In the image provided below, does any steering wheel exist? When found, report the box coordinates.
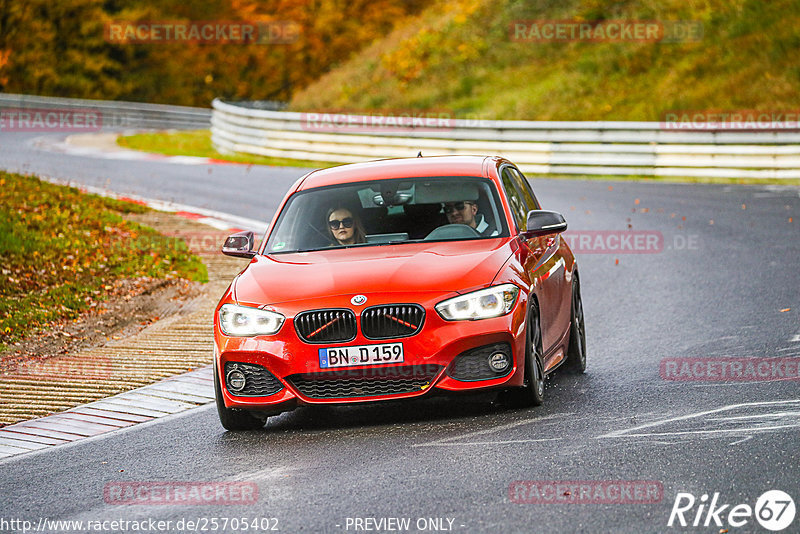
[424,224,481,240]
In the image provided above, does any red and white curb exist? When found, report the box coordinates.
[0,366,215,460]
[47,178,268,234]
[32,132,242,166]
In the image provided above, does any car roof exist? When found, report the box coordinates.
[297,155,500,190]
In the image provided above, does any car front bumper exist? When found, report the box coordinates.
[214,293,529,412]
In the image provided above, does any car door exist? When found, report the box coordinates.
[512,167,572,354]
[501,166,566,363]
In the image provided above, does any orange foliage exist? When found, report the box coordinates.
[0,0,426,106]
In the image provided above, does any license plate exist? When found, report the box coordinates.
[319,343,404,369]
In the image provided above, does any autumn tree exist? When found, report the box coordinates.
[0,0,426,106]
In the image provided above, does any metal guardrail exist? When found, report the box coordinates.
[0,93,211,130]
[211,99,800,178]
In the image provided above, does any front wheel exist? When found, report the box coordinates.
[214,366,266,431]
[500,303,545,407]
[563,277,587,374]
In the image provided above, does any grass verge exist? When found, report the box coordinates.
[117,130,343,168]
[290,0,800,122]
[0,171,208,350]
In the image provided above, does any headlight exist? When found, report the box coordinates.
[435,284,520,321]
[219,303,285,336]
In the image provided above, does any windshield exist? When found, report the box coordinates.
[265,176,509,254]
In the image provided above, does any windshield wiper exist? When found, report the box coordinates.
[388,238,425,244]
[271,247,325,254]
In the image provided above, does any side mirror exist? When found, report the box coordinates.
[523,210,568,237]
[221,230,256,258]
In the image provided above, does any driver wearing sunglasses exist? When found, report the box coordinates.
[442,199,497,236]
[326,206,366,245]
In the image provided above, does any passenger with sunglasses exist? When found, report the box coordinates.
[442,199,497,237]
[326,206,366,245]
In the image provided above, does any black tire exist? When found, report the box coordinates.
[500,302,545,407]
[564,277,587,374]
[214,366,266,431]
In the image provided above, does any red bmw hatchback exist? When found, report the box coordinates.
[214,156,586,430]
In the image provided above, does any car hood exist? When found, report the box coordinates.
[233,240,514,306]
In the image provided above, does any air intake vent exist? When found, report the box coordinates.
[295,309,357,343]
[361,304,425,339]
[224,362,283,397]
[287,365,442,399]
[446,343,513,381]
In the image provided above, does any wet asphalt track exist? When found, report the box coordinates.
[1,129,799,533]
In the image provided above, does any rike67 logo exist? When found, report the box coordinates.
[668,490,796,531]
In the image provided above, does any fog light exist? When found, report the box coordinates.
[447,343,513,381]
[227,369,247,392]
[488,352,510,372]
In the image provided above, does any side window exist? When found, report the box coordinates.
[510,168,541,210]
[501,168,528,230]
